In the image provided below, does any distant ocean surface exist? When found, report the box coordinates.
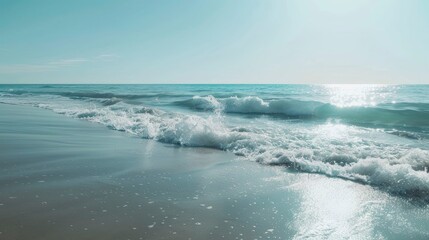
[1,84,428,201]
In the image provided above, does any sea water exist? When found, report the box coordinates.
[1,84,428,202]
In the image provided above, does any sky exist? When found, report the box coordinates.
[0,0,428,84]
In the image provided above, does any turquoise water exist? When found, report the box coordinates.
[1,84,428,202]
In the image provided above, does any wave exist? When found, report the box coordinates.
[1,92,429,202]
[3,89,185,101]
[59,91,189,101]
[178,95,429,127]
[178,95,324,117]
[49,104,429,202]
[386,129,422,140]
[315,104,429,127]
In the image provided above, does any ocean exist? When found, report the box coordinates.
[1,84,428,203]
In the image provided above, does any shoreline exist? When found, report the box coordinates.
[1,103,428,239]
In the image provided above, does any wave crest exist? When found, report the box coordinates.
[56,105,429,201]
[179,95,322,117]
[1,91,429,202]
[180,95,429,127]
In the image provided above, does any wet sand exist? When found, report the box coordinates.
[1,104,428,240]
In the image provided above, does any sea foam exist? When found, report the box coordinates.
[57,102,429,200]
[1,90,429,201]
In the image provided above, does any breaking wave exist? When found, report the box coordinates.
[178,95,429,127]
[30,102,429,201]
[1,89,429,202]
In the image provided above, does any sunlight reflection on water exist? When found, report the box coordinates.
[292,176,384,239]
[324,84,395,108]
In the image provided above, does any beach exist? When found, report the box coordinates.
[2,0,429,238]
[1,103,428,239]
[1,0,429,238]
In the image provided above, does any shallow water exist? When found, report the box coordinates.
[1,84,428,202]
[1,104,428,240]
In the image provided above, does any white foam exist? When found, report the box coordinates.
[1,93,429,200]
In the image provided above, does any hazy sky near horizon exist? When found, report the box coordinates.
[0,0,428,84]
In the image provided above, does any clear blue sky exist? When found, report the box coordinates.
[0,0,428,84]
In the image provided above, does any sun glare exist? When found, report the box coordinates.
[325,84,390,108]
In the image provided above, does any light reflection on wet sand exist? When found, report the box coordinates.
[1,104,428,240]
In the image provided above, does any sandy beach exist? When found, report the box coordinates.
[1,103,428,240]
[2,0,429,238]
